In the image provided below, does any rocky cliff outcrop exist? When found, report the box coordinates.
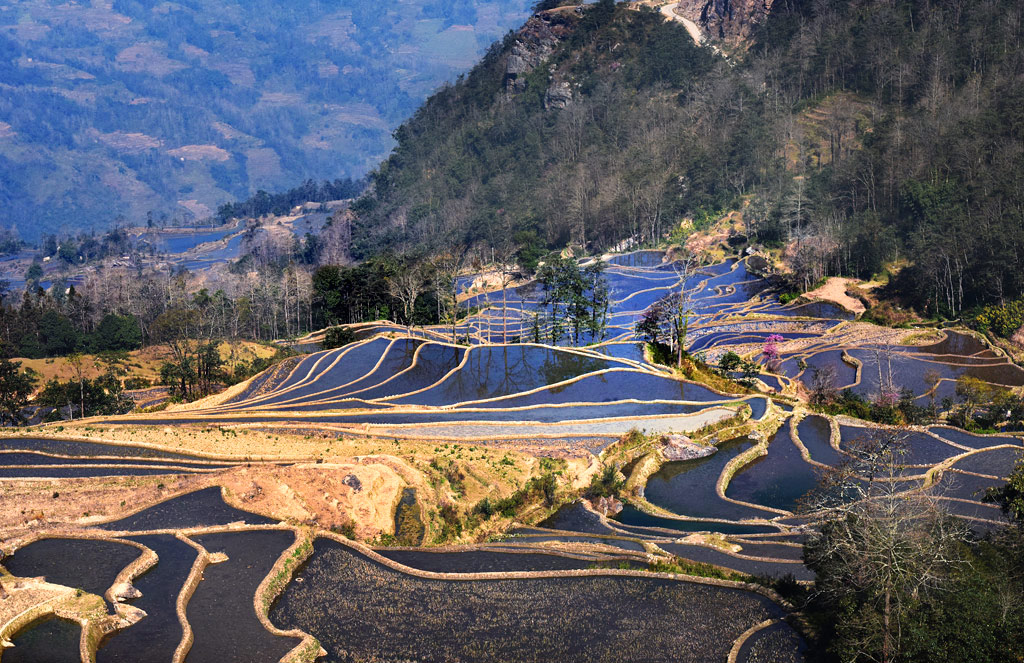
[660,434,717,461]
[674,0,773,44]
[504,10,577,94]
[544,80,575,109]
[589,495,623,516]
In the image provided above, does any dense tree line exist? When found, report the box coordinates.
[0,245,462,365]
[347,0,1024,319]
[311,256,454,329]
[216,179,365,223]
[0,262,321,359]
[35,371,134,420]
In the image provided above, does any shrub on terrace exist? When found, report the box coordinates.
[323,326,357,349]
[973,299,1024,338]
[585,463,624,499]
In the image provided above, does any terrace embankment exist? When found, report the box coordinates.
[0,426,593,545]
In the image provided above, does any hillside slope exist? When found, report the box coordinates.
[0,0,532,239]
[350,0,1024,317]
[351,2,722,257]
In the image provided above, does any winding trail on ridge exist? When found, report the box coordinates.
[659,2,704,45]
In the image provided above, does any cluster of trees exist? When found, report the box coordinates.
[149,308,229,401]
[312,257,444,330]
[1,287,143,359]
[215,179,364,223]
[810,380,935,427]
[36,228,136,267]
[344,0,1024,319]
[0,262,325,358]
[809,366,1024,431]
[0,347,137,424]
[806,429,1024,661]
[0,354,36,426]
[972,298,1024,339]
[35,370,134,420]
[472,469,560,519]
[633,261,697,366]
[310,245,553,343]
[313,258,407,328]
[716,351,761,387]
[0,229,23,256]
[946,376,1024,432]
[535,257,609,345]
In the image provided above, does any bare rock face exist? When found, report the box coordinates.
[675,0,774,44]
[661,435,717,462]
[240,481,263,502]
[503,12,575,93]
[544,80,574,109]
[590,495,623,516]
[745,252,771,275]
[111,582,142,602]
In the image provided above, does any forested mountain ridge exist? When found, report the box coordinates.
[0,0,532,240]
[350,0,1024,318]
[351,2,722,260]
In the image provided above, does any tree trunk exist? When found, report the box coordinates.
[883,587,893,663]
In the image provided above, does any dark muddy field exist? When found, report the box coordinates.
[270,539,787,663]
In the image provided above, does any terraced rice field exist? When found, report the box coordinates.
[0,489,803,662]
[3,251,1024,662]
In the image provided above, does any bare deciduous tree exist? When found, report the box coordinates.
[387,263,426,333]
[656,255,695,367]
[805,429,967,663]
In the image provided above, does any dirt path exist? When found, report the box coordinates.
[803,277,866,315]
[659,2,704,46]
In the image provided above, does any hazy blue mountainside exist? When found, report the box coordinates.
[0,0,532,240]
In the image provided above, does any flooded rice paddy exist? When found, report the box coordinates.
[185,531,299,662]
[646,437,779,521]
[3,615,81,663]
[97,535,198,662]
[93,255,1023,449]
[725,422,822,512]
[4,253,1024,662]
[377,549,597,573]
[98,487,277,531]
[4,538,141,611]
[736,621,808,663]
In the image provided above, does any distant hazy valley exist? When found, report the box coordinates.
[0,0,532,239]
